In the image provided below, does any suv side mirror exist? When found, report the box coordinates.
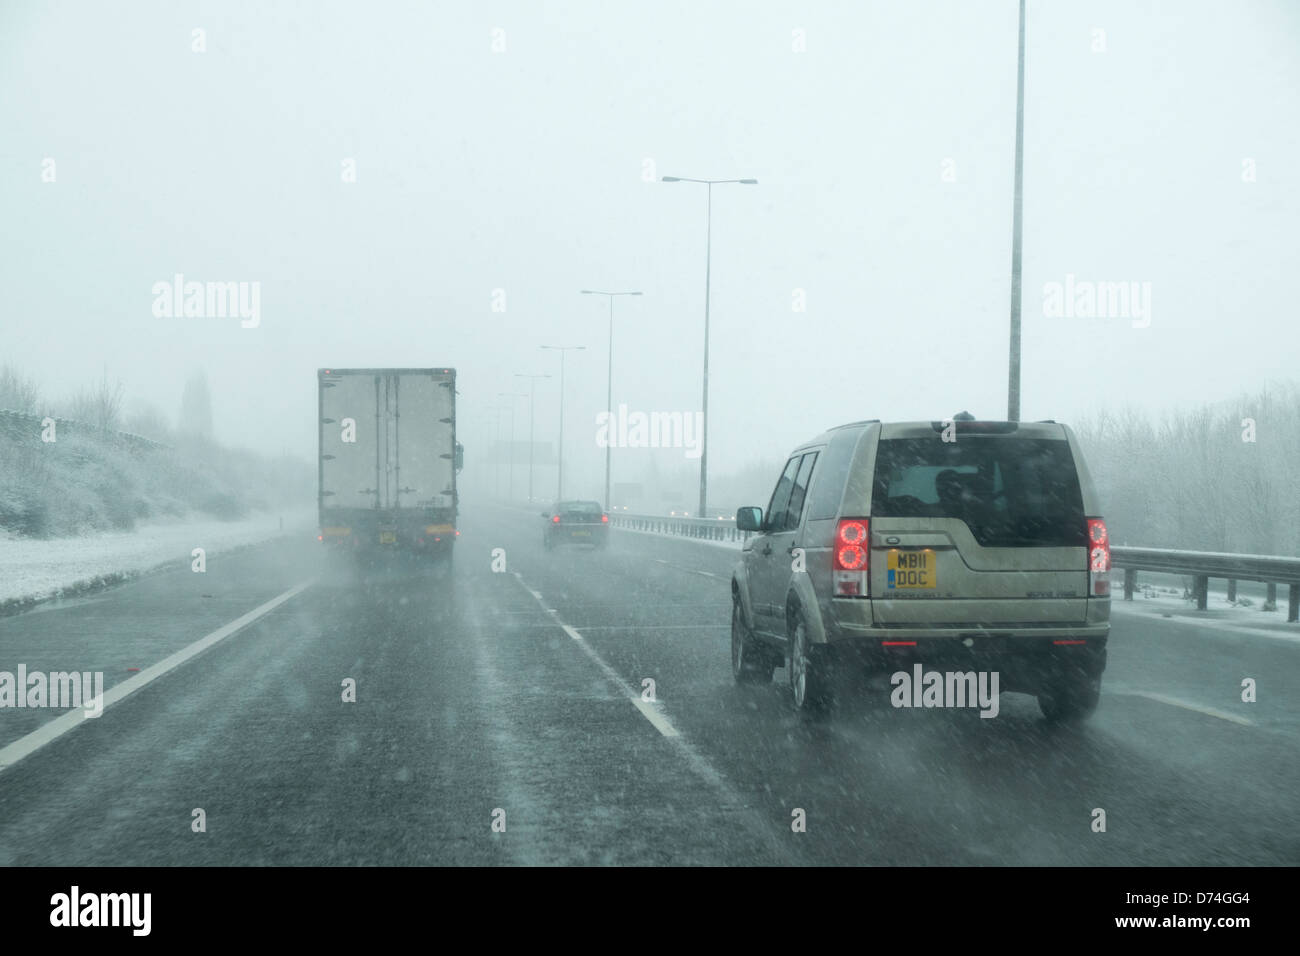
[736,506,762,532]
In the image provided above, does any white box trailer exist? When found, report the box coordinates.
[318,368,461,558]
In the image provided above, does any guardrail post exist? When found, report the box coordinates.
[1289,585,1299,624]
[1266,582,1277,610]
[1226,579,1237,603]
[1194,575,1208,611]
[1123,568,1136,601]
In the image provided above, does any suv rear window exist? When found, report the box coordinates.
[871,437,1086,547]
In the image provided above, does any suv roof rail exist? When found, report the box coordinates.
[830,419,879,430]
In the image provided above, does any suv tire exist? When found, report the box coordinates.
[732,597,774,685]
[1038,672,1101,723]
[789,607,834,716]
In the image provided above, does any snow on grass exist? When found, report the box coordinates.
[0,507,316,606]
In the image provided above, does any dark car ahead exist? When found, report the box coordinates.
[542,500,609,550]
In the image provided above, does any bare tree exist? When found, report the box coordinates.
[68,370,126,432]
[0,363,41,414]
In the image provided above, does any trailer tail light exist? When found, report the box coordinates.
[1087,517,1110,596]
[833,518,870,597]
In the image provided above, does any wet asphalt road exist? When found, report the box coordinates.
[0,504,1296,865]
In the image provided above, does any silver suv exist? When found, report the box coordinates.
[730,416,1111,721]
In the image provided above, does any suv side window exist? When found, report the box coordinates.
[765,456,802,531]
[784,452,818,531]
[806,428,863,520]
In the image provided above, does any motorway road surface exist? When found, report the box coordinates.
[0,505,1296,865]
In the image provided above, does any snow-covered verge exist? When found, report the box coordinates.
[0,507,316,611]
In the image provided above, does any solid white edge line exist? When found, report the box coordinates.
[1112,690,1255,726]
[0,580,315,774]
[513,573,680,738]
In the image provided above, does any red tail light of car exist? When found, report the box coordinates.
[1087,517,1110,596]
[833,518,870,597]
[552,515,560,524]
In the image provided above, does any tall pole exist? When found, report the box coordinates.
[606,295,613,508]
[539,346,584,501]
[581,289,641,510]
[515,372,550,504]
[498,391,526,501]
[700,183,712,518]
[558,350,566,500]
[661,175,755,518]
[1007,0,1026,422]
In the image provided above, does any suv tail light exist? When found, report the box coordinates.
[833,518,869,597]
[601,514,608,523]
[1087,517,1110,596]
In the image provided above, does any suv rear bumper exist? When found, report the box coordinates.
[824,625,1108,694]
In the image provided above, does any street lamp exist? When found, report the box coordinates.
[514,372,551,503]
[540,345,585,500]
[497,391,527,502]
[661,175,757,517]
[483,405,510,498]
[1007,0,1026,422]
[581,289,642,510]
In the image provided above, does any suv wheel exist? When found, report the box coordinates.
[731,597,774,685]
[789,609,833,715]
[1038,672,1101,723]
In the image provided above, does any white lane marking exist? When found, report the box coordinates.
[509,571,799,864]
[1110,602,1300,644]
[513,574,680,737]
[0,580,315,774]
[649,556,725,581]
[1112,690,1255,726]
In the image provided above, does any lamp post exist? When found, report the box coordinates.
[514,372,551,504]
[581,289,641,510]
[661,174,757,517]
[540,345,585,500]
[1007,0,1027,422]
[497,392,527,502]
[483,405,510,498]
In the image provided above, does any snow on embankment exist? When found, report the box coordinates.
[0,508,316,610]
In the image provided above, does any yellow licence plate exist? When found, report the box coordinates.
[887,549,936,589]
[380,531,397,544]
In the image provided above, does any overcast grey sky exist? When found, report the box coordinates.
[2,0,1297,495]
